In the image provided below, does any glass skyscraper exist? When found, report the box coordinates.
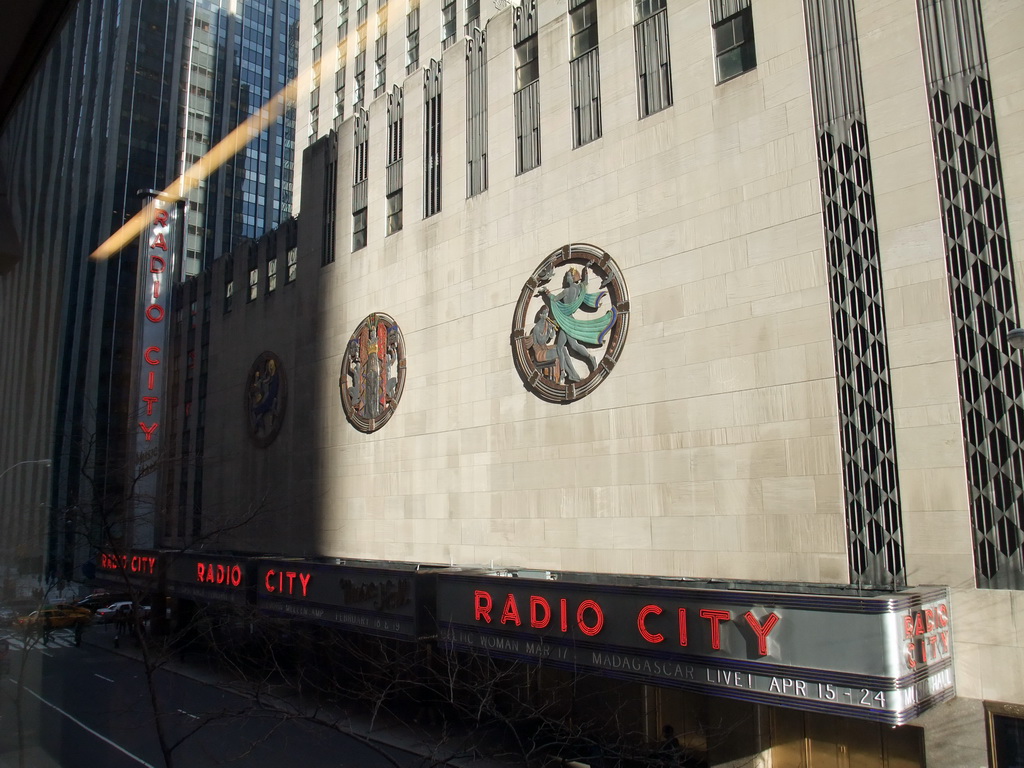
[0,0,298,584]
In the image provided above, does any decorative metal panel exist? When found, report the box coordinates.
[804,0,905,587]
[570,50,602,147]
[386,87,404,196]
[513,0,538,44]
[424,60,443,217]
[917,0,1024,589]
[339,313,407,433]
[466,27,488,198]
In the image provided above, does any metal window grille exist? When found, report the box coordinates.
[805,0,905,588]
[322,134,338,265]
[917,0,1024,589]
[634,5,672,118]
[424,60,442,217]
[387,87,404,235]
[569,0,601,146]
[353,110,370,250]
[466,28,487,197]
[514,0,540,174]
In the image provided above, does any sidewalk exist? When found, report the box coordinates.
[82,627,531,768]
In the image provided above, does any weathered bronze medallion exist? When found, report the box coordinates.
[511,244,629,403]
[245,351,286,447]
[339,313,407,432]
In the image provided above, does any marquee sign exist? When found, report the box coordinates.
[256,558,439,640]
[165,552,255,605]
[436,572,954,725]
[96,549,163,591]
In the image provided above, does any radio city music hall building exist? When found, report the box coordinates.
[111,0,1024,766]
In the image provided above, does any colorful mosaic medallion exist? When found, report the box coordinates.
[245,351,286,447]
[511,244,629,403]
[339,313,407,433]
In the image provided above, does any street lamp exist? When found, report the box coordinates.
[0,458,51,482]
[1008,328,1024,351]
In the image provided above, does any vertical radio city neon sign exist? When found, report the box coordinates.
[130,192,180,545]
[139,203,171,444]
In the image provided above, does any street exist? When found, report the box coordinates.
[0,628,434,767]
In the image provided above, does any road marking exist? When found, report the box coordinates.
[95,673,115,683]
[20,684,157,768]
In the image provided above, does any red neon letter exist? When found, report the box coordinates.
[637,604,664,643]
[196,563,206,582]
[699,609,731,650]
[474,590,492,623]
[678,608,688,646]
[146,304,164,323]
[265,569,276,593]
[151,232,168,251]
[138,422,159,441]
[150,255,166,273]
[142,396,158,415]
[501,594,522,626]
[153,208,169,226]
[576,600,604,637]
[744,611,780,657]
[560,599,568,632]
[530,596,551,628]
[144,346,161,365]
[299,572,311,596]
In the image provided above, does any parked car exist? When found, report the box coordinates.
[15,604,92,630]
[76,592,131,613]
[0,605,16,627]
[95,602,150,624]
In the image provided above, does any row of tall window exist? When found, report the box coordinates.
[319,0,757,251]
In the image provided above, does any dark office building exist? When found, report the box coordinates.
[0,0,298,588]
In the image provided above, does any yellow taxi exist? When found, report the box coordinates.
[15,604,92,630]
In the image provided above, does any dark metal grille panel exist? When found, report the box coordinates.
[918,0,1024,589]
[424,60,442,217]
[805,0,905,587]
[515,82,541,175]
[386,88,404,196]
[513,0,538,44]
[466,28,488,198]
[570,50,601,148]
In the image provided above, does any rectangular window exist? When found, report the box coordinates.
[267,257,278,293]
[224,274,234,313]
[286,247,298,283]
[386,191,403,235]
[634,0,672,117]
[356,0,367,25]
[248,267,258,301]
[989,705,1024,768]
[713,5,756,83]
[335,66,346,121]
[339,0,349,37]
[465,0,480,33]
[441,0,457,49]
[353,208,368,250]
[515,35,539,92]
[406,7,420,73]
[423,61,442,217]
[569,0,602,147]
[374,34,387,98]
[354,50,366,106]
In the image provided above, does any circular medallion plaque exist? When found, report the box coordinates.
[511,243,630,403]
[245,351,286,447]
[339,313,407,433]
